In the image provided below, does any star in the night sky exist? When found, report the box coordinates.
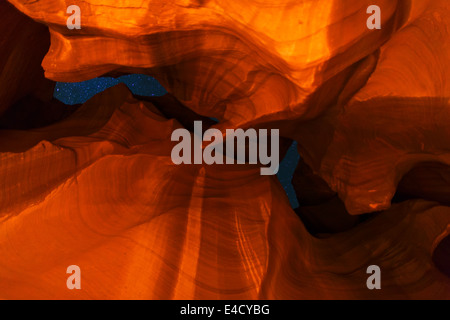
[53,74,167,105]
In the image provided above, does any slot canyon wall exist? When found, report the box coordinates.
[0,0,449,299]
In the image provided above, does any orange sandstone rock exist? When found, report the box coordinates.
[1,0,450,300]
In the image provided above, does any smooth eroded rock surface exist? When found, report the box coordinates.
[2,0,450,299]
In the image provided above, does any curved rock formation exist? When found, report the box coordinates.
[293,0,450,214]
[1,0,449,299]
[0,1,74,129]
[0,1,50,114]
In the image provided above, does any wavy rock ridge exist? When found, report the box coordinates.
[0,0,449,299]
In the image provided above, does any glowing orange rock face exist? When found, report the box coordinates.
[0,85,278,299]
[294,0,450,214]
[1,0,450,299]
